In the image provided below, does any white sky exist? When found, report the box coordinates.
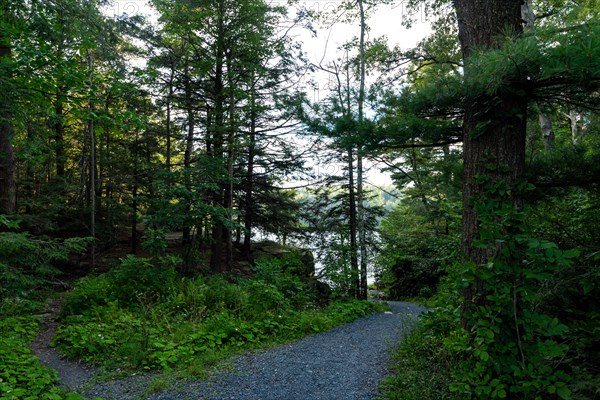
[104,0,432,187]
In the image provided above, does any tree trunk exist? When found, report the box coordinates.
[348,147,359,298]
[87,50,96,267]
[357,0,368,300]
[242,92,257,259]
[131,128,139,255]
[55,88,66,179]
[224,53,236,269]
[0,112,15,215]
[210,4,226,273]
[343,57,360,298]
[0,37,16,214]
[166,65,174,177]
[538,111,555,152]
[453,0,528,326]
[183,62,195,246]
[568,110,581,144]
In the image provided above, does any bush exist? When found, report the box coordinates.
[240,280,286,319]
[380,322,457,400]
[107,255,177,307]
[60,275,111,317]
[0,216,90,311]
[253,258,315,308]
[55,264,378,373]
[201,275,243,315]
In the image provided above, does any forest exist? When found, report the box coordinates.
[1,0,599,399]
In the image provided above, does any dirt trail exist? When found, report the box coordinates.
[30,296,98,391]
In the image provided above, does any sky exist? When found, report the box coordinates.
[103,0,433,187]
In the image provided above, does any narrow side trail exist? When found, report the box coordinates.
[83,301,424,400]
[30,296,98,391]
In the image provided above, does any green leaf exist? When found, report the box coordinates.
[557,386,571,399]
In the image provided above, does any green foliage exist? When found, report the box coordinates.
[380,321,458,400]
[54,258,377,373]
[0,217,91,315]
[253,257,314,308]
[61,255,179,315]
[0,317,85,400]
[524,188,600,400]
[446,177,577,399]
[383,174,599,400]
[106,255,178,307]
[378,200,460,299]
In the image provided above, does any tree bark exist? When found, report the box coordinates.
[88,50,96,267]
[538,111,555,152]
[210,4,227,273]
[55,88,66,179]
[242,91,257,259]
[568,110,581,144]
[0,36,16,214]
[183,60,195,246]
[348,147,359,298]
[0,111,15,215]
[453,0,528,326]
[357,0,368,300]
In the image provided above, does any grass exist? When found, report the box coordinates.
[378,321,458,400]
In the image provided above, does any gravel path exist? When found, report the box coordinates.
[30,297,98,391]
[82,301,424,400]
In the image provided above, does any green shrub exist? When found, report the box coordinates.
[202,275,243,315]
[60,275,111,317]
[165,277,208,322]
[107,255,177,307]
[240,280,286,319]
[56,253,378,374]
[54,302,158,370]
[438,177,577,400]
[0,216,90,310]
[380,320,458,400]
[253,258,314,308]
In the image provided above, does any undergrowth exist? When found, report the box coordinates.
[0,317,86,400]
[52,255,380,376]
[380,177,600,400]
[0,216,92,400]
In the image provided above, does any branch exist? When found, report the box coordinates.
[379,138,463,149]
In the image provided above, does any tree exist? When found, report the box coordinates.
[452,0,528,323]
[147,0,309,271]
[0,1,19,214]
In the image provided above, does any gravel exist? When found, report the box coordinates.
[81,301,424,400]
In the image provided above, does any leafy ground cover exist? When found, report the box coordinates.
[51,255,382,377]
[0,316,86,400]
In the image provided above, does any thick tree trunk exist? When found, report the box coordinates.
[453,0,528,326]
